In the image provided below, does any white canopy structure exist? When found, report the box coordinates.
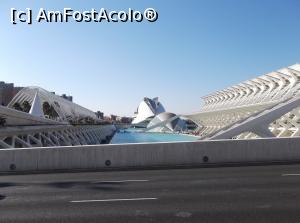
[8,87,97,123]
[186,63,300,139]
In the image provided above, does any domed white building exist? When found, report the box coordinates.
[132,97,165,127]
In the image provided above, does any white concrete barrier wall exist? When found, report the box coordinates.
[0,137,300,172]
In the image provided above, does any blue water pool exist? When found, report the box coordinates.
[110,129,199,144]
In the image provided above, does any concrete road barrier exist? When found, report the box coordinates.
[0,137,300,173]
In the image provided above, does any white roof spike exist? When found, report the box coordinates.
[29,91,44,118]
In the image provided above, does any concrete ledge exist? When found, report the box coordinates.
[1,137,300,173]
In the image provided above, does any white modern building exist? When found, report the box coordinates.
[0,86,116,148]
[132,97,165,127]
[146,112,187,133]
[185,63,300,140]
[132,97,188,133]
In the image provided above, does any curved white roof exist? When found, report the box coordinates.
[8,86,97,122]
[147,112,187,132]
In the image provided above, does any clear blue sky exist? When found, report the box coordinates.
[1,0,300,116]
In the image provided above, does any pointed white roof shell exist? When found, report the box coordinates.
[29,91,44,118]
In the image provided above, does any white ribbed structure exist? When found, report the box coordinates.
[8,87,97,122]
[0,87,116,148]
[0,105,116,149]
[0,124,116,149]
[186,63,300,139]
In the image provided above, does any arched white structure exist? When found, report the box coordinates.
[0,86,116,148]
[132,97,165,127]
[186,63,300,139]
[8,87,97,123]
